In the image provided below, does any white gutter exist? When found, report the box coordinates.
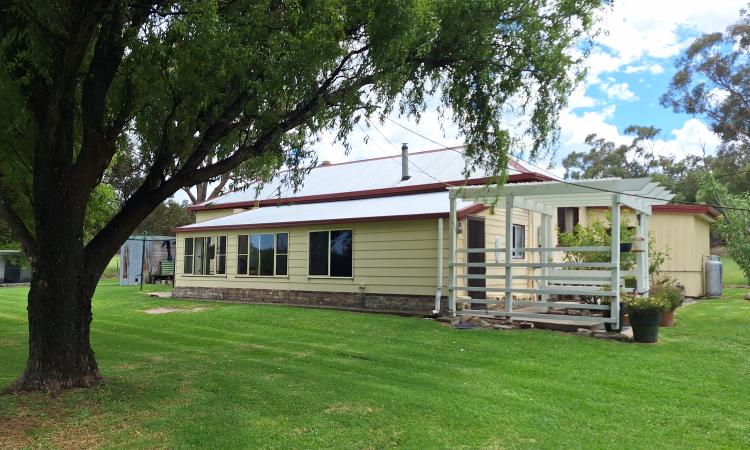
[433,217,443,315]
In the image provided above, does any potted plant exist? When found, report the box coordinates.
[622,295,670,343]
[651,283,684,327]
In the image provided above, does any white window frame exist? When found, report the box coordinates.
[183,235,227,276]
[512,224,526,259]
[307,229,354,279]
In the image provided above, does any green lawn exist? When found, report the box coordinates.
[723,257,748,286]
[1,283,749,449]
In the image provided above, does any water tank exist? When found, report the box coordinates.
[704,255,723,297]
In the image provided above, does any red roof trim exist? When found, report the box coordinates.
[177,201,492,233]
[189,172,552,211]
[457,204,489,219]
[175,212,451,233]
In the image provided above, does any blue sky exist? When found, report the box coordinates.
[312,0,746,176]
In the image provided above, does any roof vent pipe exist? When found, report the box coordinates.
[401,143,411,181]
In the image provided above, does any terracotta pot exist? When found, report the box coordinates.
[623,313,630,327]
[660,309,675,327]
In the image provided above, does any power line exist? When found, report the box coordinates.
[385,118,750,213]
[364,118,458,189]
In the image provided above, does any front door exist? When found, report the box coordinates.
[467,217,486,310]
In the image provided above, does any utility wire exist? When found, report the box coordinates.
[385,118,750,213]
[364,118,460,189]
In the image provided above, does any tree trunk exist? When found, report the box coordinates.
[11,260,102,393]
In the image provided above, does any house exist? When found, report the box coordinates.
[0,250,31,284]
[173,146,714,315]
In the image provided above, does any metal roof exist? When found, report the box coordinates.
[452,177,675,215]
[193,147,546,210]
[178,191,477,231]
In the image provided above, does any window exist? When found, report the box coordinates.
[512,224,526,259]
[183,236,226,275]
[557,207,580,234]
[237,233,288,276]
[309,230,353,277]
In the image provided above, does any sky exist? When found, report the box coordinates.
[311,0,745,177]
[177,1,746,201]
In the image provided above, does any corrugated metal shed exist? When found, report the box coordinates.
[0,250,31,283]
[119,235,177,285]
[193,147,544,209]
[177,192,476,231]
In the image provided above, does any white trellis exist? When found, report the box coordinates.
[447,178,674,328]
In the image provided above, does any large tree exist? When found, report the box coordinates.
[661,5,750,195]
[0,0,605,392]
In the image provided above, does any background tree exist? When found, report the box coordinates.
[698,174,750,284]
[0,0,606,392]
[661,6,750,195]
[134,200,194,236]
[562,125,709,201]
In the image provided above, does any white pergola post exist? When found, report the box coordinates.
[434,217,444,314]
[504,194,514,318]
[636,213,650,296]
[448,192,458,317]
[540,213,553,303]
[610,194,621,329]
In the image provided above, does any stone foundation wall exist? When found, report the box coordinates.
[172,286,443,315]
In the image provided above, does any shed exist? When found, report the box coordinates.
[0,250,31,284]
[119,235,177,285]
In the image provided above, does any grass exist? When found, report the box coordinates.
[723,257,748,286]
[1,282,749,449]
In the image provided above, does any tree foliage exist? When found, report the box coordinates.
[0,0,607,263]
[699,174,750,284]
[562,125,709,202]
[661,7,750,147]
[0,0,608,391]
[134,200,194,236]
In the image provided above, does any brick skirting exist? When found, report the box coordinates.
[172,286,443,315]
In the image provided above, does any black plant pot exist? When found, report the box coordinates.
[604,303,627,332]
[620,243,633,252]
[629,310,662,343]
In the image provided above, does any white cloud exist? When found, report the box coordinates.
[584,0,745,84]
[567,83,598,109]
[624,63,664,74]
[653,118,721,158]
[600,82,638,101]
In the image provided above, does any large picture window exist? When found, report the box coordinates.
[308,230,353,277]
[183,236,226,275]
[237,232,288,276]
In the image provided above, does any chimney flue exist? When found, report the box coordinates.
[401,143,410,181]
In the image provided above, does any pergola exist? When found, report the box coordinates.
[447,178,674,328]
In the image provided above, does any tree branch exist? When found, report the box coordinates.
[208,172,231,200]
[74,2,151,194]
[0,187,35,259]
[182,187,197,204]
